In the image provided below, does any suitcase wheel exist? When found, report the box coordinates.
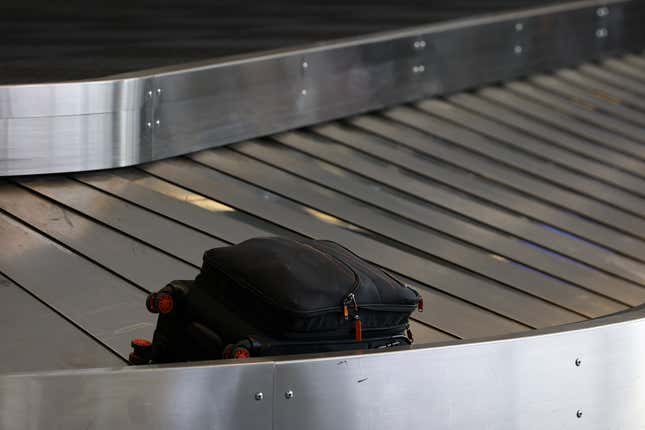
[129,338,153,364]
[223,342,251,359]
[146,292,174,314]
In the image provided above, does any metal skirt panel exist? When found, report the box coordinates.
[1,0,644,175]
[1,307,644,430]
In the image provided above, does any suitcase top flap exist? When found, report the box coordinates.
[200,237,420,314]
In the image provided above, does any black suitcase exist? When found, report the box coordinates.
[130,237,423,364]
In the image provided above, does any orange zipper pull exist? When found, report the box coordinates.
[354,316,363,342]
[343,304,349,320]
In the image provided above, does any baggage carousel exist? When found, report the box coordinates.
[2,1,645,429]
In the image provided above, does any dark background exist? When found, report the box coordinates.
[2,1,571,84]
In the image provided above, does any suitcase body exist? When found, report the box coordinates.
[131,237,422,364]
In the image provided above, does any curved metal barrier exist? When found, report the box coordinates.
[1,0,643,176]
[1,306,643,429]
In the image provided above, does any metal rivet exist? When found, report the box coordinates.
[597,7,609,17]
[155,119,160,126]
[255,392,263,401]
[596,28,608,38]
[146,121,152,128]
[576,410,583,418]
[156,88,162,95]
[285,390,294,399]
[514,45,523,55]
[302,61,308,69]
[147,90,153,97]
[515,22,524,32]
[575,358,581,367]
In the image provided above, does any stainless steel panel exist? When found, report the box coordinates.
[2,0,644,175]
[0,361,274,430]
[273,307,645,430]
[143,157,583,328]
[1,309,644,430]
[201,146,628,315]
[381,107,645,239]
[0,275,123,373]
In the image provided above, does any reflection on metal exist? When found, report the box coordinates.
[1,307,643,429]
[1,0,644,175]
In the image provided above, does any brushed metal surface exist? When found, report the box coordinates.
[1,308,643,430]
[0,361,274,430]
[273,307,645,430]
[1,0,643,175]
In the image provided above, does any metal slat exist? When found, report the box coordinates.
[19,176,226,267]
[408,320,455,344]
[556,68,645,112]
[479,86,645,161]
[196,147,623,316]
[578,64,645,97]
[603,58,645,84]
[235,144,645,306]
[380,109,645,239]
[448,92,645,182]
[76,170,298,243]
[419,99,645,206]
[392,275,525,339]
[143,157,583,328]
[506,81,645,144]
[624,54,645,71]
[0,182,199,292]
[0,211,153,359]
[75,169,490,338]
[320,119,645,262]
[529,74,645,127]
[284,126,645,285]
[239,137,645,297]
[0,274,123,373]
[478,85,645,161]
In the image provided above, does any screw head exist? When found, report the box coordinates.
[147,90,153,97]
[301,89,307,96]
[596,28,608,38]
[514,45,523,55]
[597,7,609,17]
[146,121,152,128]
[576,410,583,418]
[515,22,524,32]
[156,88,162,95]
[155,119,161,126]
[285,390,294,399]
[413,40,426,49]
[255,392,263,401]
[575,358,581,367]
[302,61,308,69]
